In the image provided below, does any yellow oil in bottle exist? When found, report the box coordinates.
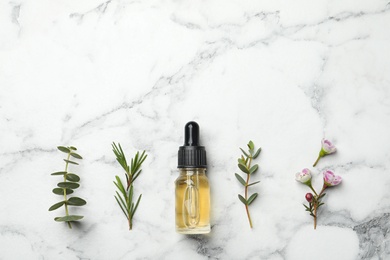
[176,121,210,234]
[175,168,210,234]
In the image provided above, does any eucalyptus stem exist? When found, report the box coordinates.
[64,153,72,229]
[245,156,253,228]
[235,141,261,229]
[49,146,85,229]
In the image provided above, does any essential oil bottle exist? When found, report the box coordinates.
[175,121,211,234]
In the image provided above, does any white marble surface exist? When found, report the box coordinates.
[1,0,390,259]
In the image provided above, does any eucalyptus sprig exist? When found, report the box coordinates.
[235,141,261,228]
[49,146,86,229]
[112,142,147,230]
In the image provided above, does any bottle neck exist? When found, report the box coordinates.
[179,168,206,176]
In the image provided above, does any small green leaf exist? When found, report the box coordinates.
[303,204,309,210]
[66,174,80,182]
[48,201,65,211]
[64,159,79,165]
[247,181,260,187]
[238,164,249,174]
[248,141,254,151]
[310,213,315,217]
[238,194,247,205]
[253,148,262,159]
[249,164,258,174]
[132,170,142,183]
[131,194,142,218]
[54,215,83,222]
[114,176,126,195]
[57,146,70,153]
[51,171,67,176]
[237,158,246,165]
[69,146,77,150]
[70,153,83,159]
[235,173,246,186]
[67,197,87,206]
[57,182,79,189]
[319,193,326,199]
[247,193,258,205]
[52,188,73,195]
[115,195,129,219]
[240,148,249,158]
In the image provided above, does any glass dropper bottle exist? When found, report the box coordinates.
[175,121,211,234]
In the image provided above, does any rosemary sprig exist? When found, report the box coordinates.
[235,141,261,228]
[112,142,147,230]
[49,146,86,229]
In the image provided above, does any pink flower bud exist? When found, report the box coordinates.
[295,168,312,185]
[305,193,313,202]
[323,170,342,187]
[321,139,336,155]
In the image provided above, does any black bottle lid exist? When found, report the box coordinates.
[178,121,207,168]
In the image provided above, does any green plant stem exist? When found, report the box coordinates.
[64,153,72,229]
[313,155,321,167]
[313,184,327,230]
[309,184,318,196]
[245,156,253,228]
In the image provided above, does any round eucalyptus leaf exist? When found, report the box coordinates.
[52,188,74,195]
[57,146,70,153]
[54,215,84,222]
[57,182,79,189]
[48,201,65,211]
[67,197,87,206]
[66,174,80,182]
[70,153,83,159]
[51,171,67,176]
[63,159,79,165]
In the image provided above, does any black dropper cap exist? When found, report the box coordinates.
[178,121,207,168]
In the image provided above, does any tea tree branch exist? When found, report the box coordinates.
[112,142,147,230]
[49,146,86,229]
[235,141,261,228]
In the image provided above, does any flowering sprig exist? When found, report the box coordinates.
[296,169,342,229]
[313,139,336,167]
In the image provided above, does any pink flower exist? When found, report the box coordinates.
[323,170,342,187]
[313,139,337,167]
[295,168,312,185]
[321,139,336,155]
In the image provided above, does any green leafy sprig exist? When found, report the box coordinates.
[235,141,261,228]
[49,146,86,229]
[112,142,147,230]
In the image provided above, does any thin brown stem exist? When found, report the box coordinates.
[313,204,317,229]
[313,184,327,230]
[245,156,253,228]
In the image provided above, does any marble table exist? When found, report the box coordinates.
[1,0,389,259]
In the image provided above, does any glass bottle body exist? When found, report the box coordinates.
[175,168,210,234]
